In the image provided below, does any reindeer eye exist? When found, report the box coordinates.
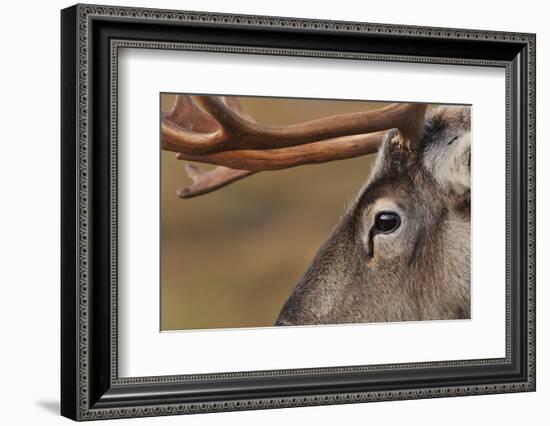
[374,212,401,233]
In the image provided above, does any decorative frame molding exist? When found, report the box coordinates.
[61,4,535,421]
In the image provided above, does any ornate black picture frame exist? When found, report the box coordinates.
[61,4,536,421]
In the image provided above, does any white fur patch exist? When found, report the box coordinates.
[423,131,471,195]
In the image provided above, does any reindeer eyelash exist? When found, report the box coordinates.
[447,136,459,145]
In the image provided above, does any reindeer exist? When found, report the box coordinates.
[161,96,471,325]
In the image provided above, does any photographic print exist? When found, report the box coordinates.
[160,95,471,331]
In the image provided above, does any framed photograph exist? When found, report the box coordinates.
[61,4,536,421]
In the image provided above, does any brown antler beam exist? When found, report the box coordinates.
[162,96,427,155]
[175,132,384,171]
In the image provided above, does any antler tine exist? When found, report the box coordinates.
[177,164,255,199]
[162,95,256,155]
[162,96,223,154]
[219,96,255,121]
[166,95,220,132]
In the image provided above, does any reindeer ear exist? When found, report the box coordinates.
[422,110,471,199]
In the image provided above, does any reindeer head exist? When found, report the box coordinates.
[276,106,471,325]
[162,97,471,326]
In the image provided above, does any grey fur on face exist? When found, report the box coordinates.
[276,105,471,326]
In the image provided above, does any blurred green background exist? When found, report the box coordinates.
[161,95,389,330]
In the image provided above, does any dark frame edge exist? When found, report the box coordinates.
[61,4,79,422]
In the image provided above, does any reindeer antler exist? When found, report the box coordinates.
[162,95,427,198]
[177,165,255,198]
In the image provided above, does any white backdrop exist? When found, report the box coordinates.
[0,0,547,425]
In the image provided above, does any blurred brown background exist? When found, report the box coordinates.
[161,95,390,330]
